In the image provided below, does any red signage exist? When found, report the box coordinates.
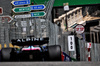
[0,16,13,23]
[75,24,85,34]
[0,7,3,15]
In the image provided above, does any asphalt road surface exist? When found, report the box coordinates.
[0,62,100,66]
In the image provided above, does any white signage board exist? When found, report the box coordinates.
[68,35,75,51]
[87,43,91,48]
[64,5,69,11]
[14,14,31,18]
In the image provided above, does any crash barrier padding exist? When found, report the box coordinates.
[0,43,20,50]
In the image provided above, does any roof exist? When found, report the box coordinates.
[33,0,100,7]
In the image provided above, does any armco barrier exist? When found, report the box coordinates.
[0,62,100,66]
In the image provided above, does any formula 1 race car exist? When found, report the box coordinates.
[1,37,61,61]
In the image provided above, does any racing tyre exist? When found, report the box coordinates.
[48,45,61,61]
[1,48,13,61]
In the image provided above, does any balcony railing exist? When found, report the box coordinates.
[54,7,85,31]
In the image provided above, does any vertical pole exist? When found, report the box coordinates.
[90,32,92,42]
[34,18,37,37]
[87,42,91,61]
[17,19,22,39]
[26,18,30,37]
[0,18,5,48]
[99,20,100,26]
[97,32,99,43]
[88,48,91,61]
[55,24,58,45]
[93,32,96,61]
[4,19,9,47]
[91,42,94,61]
[0,18,2,45]
[39,18,41,38]
[79,39,82,61]
[66,15,68,31]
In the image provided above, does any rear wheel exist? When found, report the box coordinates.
[48,45,61,61]
[1,48,13,61]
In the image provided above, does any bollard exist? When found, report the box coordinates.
[87,43,91,61]
[88,48,91,61]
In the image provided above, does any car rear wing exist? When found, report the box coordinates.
[11,37,49,46]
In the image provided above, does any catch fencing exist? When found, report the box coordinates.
[0,0,100,61]
[0,18,100,61]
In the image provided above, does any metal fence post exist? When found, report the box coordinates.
[26,18,30,37]
[17,19,22,39]
[4,19,9,47]
[0,18,5,47]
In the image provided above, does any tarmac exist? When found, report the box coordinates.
[0,62,100,66]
